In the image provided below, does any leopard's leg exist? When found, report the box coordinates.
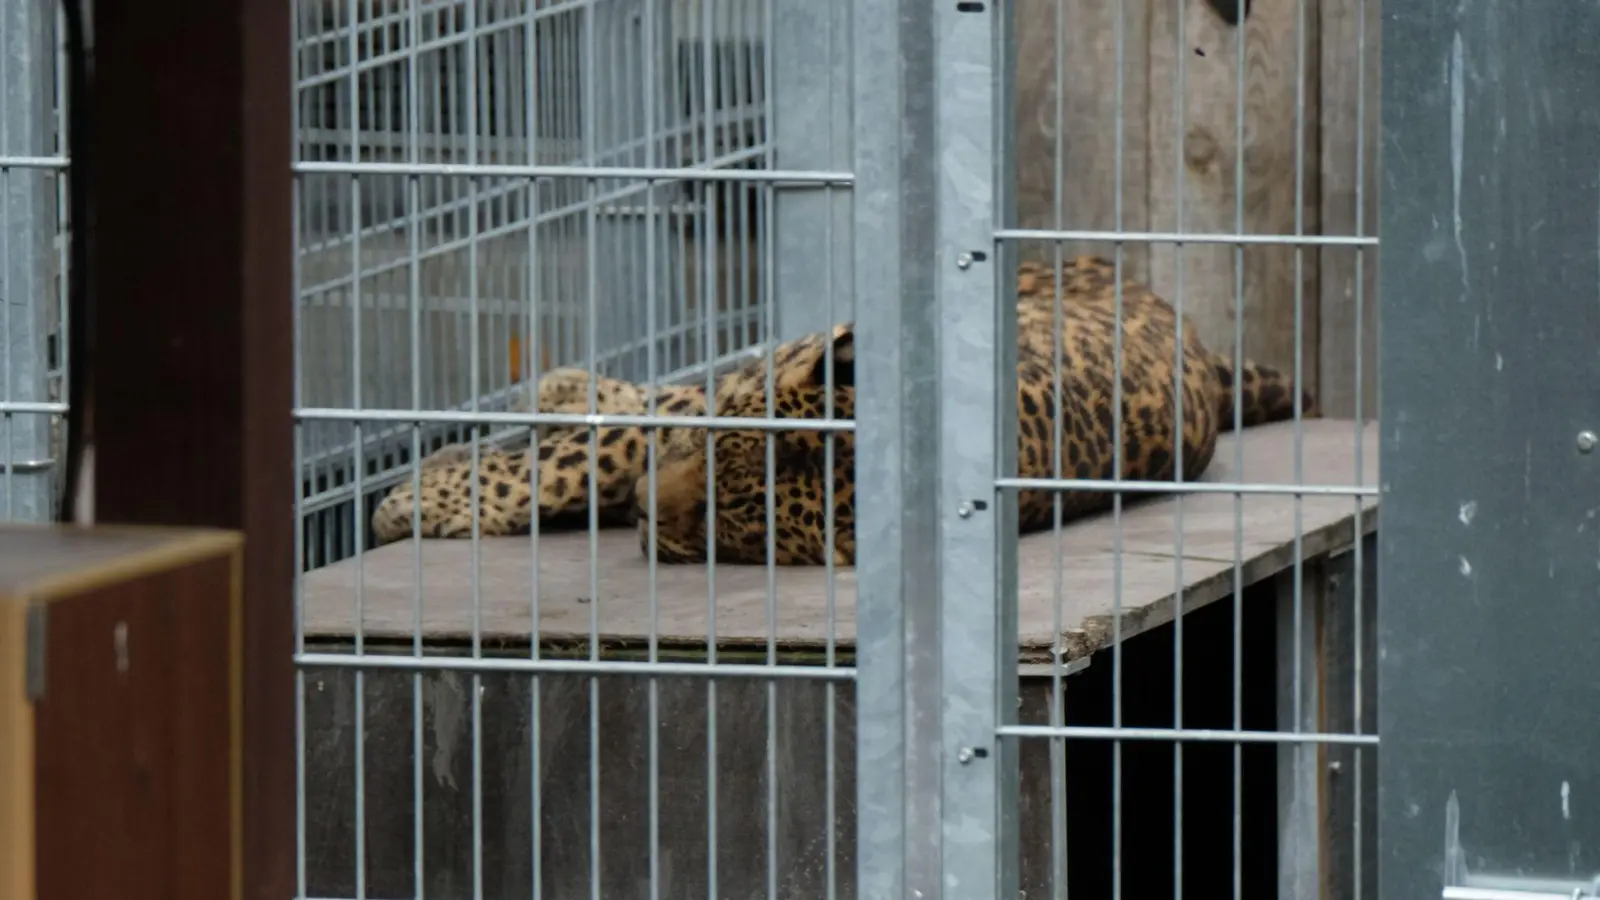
[539,381,712,526]
[370,430,647,543]
[372,369,646,542]
[371,371,707,542]
[371,448,536,542]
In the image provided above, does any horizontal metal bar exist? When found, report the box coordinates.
[293,0,606,60]
[0,458,55,473]
[296,0,594,90]
[295,652,856,682]
[995,476,1378,497]
[294,407,856,433]
[998,724,1380,746]
[293,349,788,515]
[297,143,776,294]
[1445,889,1594,900]
[0,401,68,415]
[1466,876,1600,893]
[294,160,854,185]
[994,227,1379,248]
[298,108,765,172]
[294,338,770,473]
[0,154,68,170]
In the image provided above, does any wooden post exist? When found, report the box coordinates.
[88,2,294,899]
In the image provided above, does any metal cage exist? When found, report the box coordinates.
[0,0,1434,897]
[293,0,780,570]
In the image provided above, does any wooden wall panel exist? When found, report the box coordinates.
[1012,0,1376,417]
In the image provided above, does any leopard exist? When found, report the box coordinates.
[369,255,1317,565]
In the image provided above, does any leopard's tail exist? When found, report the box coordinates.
[1211,354,1319,431]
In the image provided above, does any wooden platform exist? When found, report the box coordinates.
[301,419,1378,664]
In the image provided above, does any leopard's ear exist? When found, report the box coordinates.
[810,324,854,389]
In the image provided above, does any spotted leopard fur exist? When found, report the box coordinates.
[370,256,1317,565]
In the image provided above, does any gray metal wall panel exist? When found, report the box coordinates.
[1379,2,1600,896]
[0,0,61,522]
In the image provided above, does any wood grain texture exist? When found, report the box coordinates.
[1146,0,1321,385]
[298,581,1286,899]
[0,602,32,900]
[90,1,296,897]
[26,550,239,900]
[0,524,241,600]
[302,419,1378,664]
[1012,0,1351,412]
[1013,0,1153,277]
[1317,0,1381,420]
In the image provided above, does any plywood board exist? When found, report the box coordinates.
[302,419,1377,664]
[1317,0,1382,420]
[1144,0,1322,384]
[1011,0,1325,382]
[1012,0,1153,276]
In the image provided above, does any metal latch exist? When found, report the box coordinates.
[25,604,46,701]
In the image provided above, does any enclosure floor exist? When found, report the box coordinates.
[301,419,1378,663]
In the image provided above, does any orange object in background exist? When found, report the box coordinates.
[508,334,556,384]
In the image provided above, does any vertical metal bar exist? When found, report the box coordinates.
[361,0,387,409]
[490,5,511,391]
[640,3,661,900]
[427,23,449,411]
[1046,0,1070,885]
[581,3,603,896]
[343,4,369,897]
[406,0,426,894]
[755,1,781,890]
[995,3,1024,896]
[51,0,70,518]
[1230,2,1248,898]
[1350,0,1371,896]
[1170,4,1188,898]
[696,6,721,899]
[523,3,546,896]
[0,0,56,521]
[713,0,734,364]
[1110,0,1129,894]
[1,14,12,519]
[814,1,840,897]
[770,0,851,343]
[292,131,310,900]
[462,5,486,900]
[1289,0,1312,890]
[850,0,929,894]
[670,11,692,373]
[936,0,1016,896]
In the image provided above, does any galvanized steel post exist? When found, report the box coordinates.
[853,0,1019,894]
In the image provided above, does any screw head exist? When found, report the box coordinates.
[1581,431,1598,453]
[957,747,975,764]
[957,501,974,518]
[956,252,973,270]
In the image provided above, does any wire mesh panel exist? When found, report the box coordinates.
[294,0,777,570]
[291,0,862,897]
[289,0,1390,896]
[986,0,1382,896]
[0,0,69,524]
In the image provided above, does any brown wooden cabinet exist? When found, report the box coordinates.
[1,524,243,900]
